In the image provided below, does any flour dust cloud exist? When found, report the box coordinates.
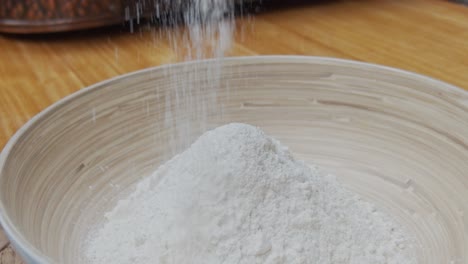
[145,0,238,154]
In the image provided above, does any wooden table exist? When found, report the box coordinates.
[0,0,467,262]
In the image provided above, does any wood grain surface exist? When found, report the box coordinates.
[0,0,467,262]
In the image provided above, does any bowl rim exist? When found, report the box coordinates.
[0,55,466,263]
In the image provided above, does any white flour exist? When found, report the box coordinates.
[161,0,236,154]
[85,123,417,264]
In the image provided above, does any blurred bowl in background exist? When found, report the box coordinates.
[0,0,122,33]
[0,0,258,33]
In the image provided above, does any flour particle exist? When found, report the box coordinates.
[85,123,417,264]
[160,0,237,154]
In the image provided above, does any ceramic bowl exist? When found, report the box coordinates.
[0,56,467,263]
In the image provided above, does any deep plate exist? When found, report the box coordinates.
[0,56,467,263]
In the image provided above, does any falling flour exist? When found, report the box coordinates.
[160,0,237,154]
[85,123,417,264]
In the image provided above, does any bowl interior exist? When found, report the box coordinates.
[0,56,467,263]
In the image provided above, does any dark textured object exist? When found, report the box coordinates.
[0,0,255,34]
[0,0,123,33]
[0,0,225,34]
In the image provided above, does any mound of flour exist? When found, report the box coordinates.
[85,123,417,264]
